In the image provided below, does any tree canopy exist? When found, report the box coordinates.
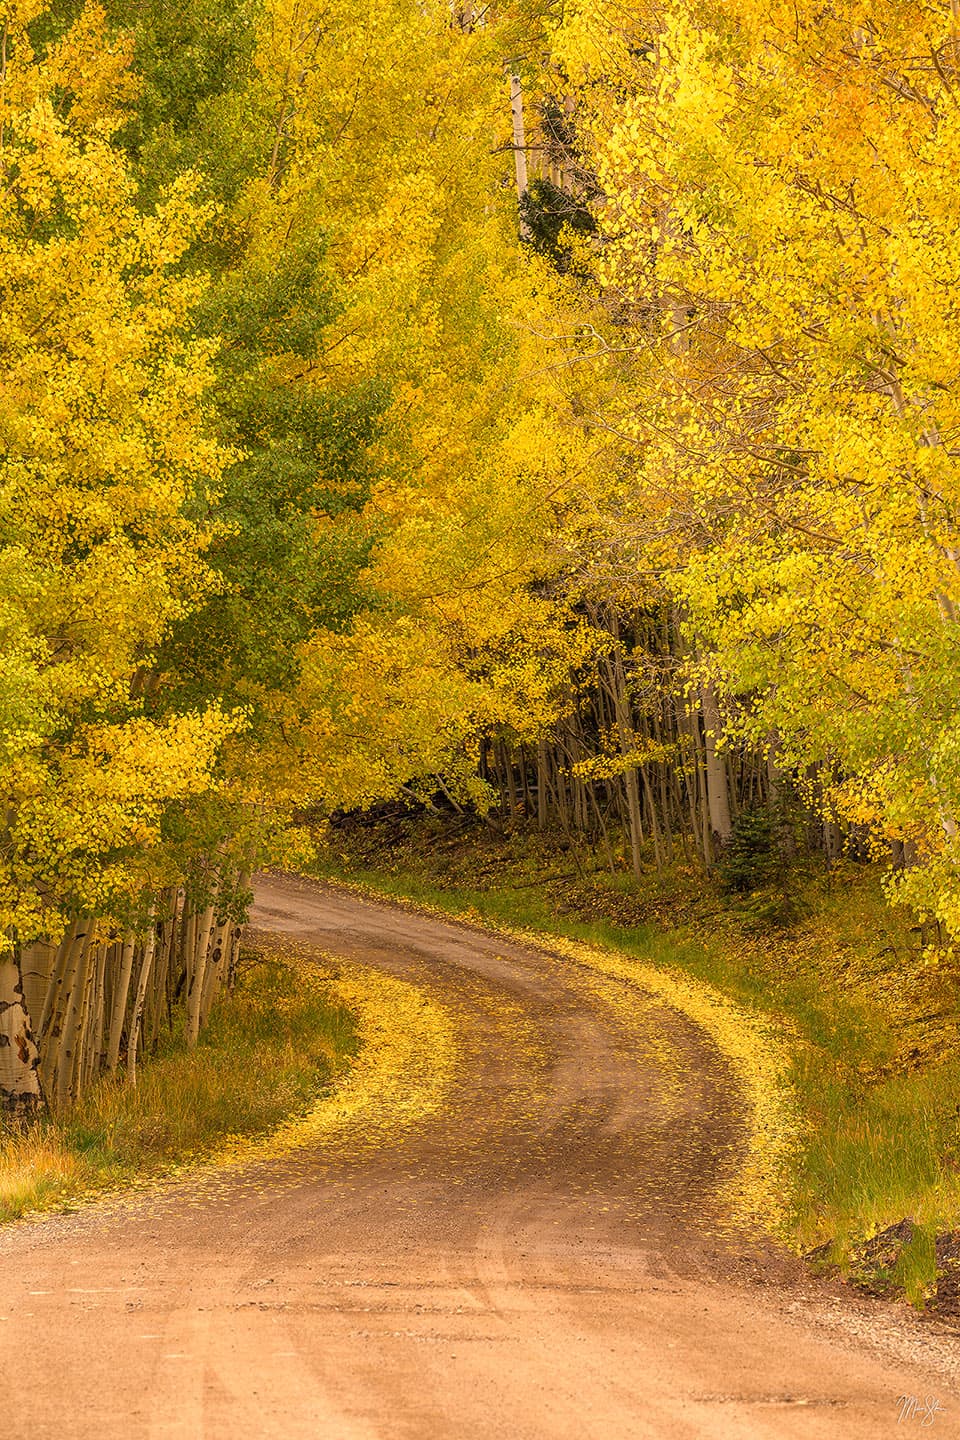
[5,0,960,1109]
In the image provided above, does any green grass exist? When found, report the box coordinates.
[315,823,960,1304]
[0,950,358,1222]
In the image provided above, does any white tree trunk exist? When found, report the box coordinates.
[701,680,733,847]
[54,923,94,1110]
[509,73,530,237]
[105,933,136,1075]
[126,917,157,1088]
[185,904,215,1049]
[19,941,56,1036]
[198,919,229,1031]
[0,953,42,1114]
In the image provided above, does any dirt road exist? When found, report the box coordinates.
[1,873,957,1438]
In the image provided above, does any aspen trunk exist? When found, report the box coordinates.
[145,900,177,1052]
[105,933,136,1075]
[126,918,157,1088]
[601,636,645,881]
[227,923,243,989]
[38,919,79,1041]
[693,719,712,864]
[199,919,229,1030]
[180,908,196,981]
[0,951,42,1114]
[502,744,519,821]
[536,741,549,830]
[766,736,781,807]
[519,745,532,820]
[19,941,56,1037]
[227,874,250,990]
[81,941,107,1090]
[640,765,664,872]
[54,922,94,1110]
[185,904,215,1049]
[700,680,733,849]
[509,73,531,237]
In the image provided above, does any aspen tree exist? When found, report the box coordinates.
[0,5,235,1106]
[533,0,960,930]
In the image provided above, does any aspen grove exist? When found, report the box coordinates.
[4,0,960,1110]
[0,0,587,1110]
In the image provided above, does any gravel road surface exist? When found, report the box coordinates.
[0,873,956,1438]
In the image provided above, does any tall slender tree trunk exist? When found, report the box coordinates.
[186,904,215,1049]
[54,922,94,1110]
[600,629,645,881]
[105,933,136,1075]
[700,680,733,851]
[0,951,42,1114]
[640,766,664,872]
[502,744,519,822]
[199,919,229,1030]
[19,941,56,1039]
[126,916,157,1088]
[536,741,549,830]
[519,745,532,821]
[509,73,530,238]
[82,941,107,1089]
[38,920,79,1041]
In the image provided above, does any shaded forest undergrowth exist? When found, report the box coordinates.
[316,811,960,1317]
[0,955,357,1223]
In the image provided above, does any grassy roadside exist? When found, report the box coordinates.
[0,949,358,1222]
[314,821,960,1311]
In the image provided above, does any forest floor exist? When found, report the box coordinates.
[0,950,357,1222]
[314,813,960,1315]
[1,872,956,1440]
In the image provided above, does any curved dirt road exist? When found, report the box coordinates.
[1,873,957,1438]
